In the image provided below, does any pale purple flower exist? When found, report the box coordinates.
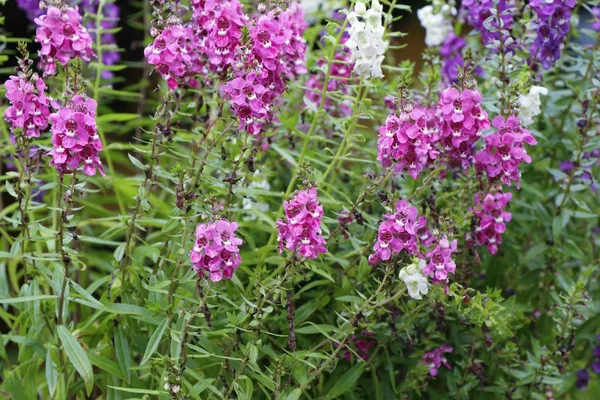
[422,344,453,377]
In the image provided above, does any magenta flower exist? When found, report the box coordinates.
[422,344,453,377]
[190,219,243,282]
[144,23,192,90]
[4,73,51,139]
[529,0,576,69]
[423,236,457,283]
[438,87,490,169]
[49,95,104,176]
[369,200,422,265]
[276,188,327,259]
[35,6,95,76]
[473,191,512,254]
[474,115,537,188]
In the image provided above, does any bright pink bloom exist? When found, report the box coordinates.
[422,236,457,283]
[369,200,422,265]
[190,219,243,282]
[472,191,512,254]
[49,95,104,176]
[35,6,95,76]
[4,73,51,139]
[422,344,453,377]
[276,188,327,259]
[438,87,490,169]
[475,115,537,188]
[144,23,192,90]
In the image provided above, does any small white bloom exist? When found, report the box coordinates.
[399,259,430,300]
[518,86,548,126]
[417,5,456,47]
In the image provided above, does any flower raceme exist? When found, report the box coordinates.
[399,259,430,300]
[518,86,548,126]
[190,220,243,282]
[144,23,192,90]
[422,344,453,377]
[417,4,456,47]
[35,6,95,76]
[4,73,51,139]
[423,236,458,284]
[472,191,513,255]
[460,0,516,51]
[276,188,327,259]
[530,0,576,70]
[49,95,104,176]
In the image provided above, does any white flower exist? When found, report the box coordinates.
[518,86,548,126]
[417,5,456,47]
[242,170,271,221]
[299,0,341,16]
[399,259,430,300]
[345,0,388,79]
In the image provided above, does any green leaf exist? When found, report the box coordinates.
[0,294,58,304]
[57,325,95,396]
[46,348,58,397]
[88,352,125,380]
[115,325,132,383]
[107,386,162,395]
[141,317,169,365]
[326,363,366,399]
[97,113,140,123]
[286,388,302,400]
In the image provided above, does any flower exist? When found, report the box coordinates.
[529,0,577,69]
[35,6,95,76]
[17,0,44,21]
[242,170,271,221]
[592,7,600,32]
[472,191,512,254]
[460,0,516,51]
[422,344,453,377]
[369,200,421,265]
[399,259,430,300]
[440,33,466,83]
[474,115,537,188]
[518,86,548,126]
[49,95,104,176]
[345,0,387,79]
[144,23,192,90]
[422,236,457,283]
[417,5,456,47]
[576,369,590,390]
[276,188,327,259]
[190,219,243,282]
[4,73,51,139]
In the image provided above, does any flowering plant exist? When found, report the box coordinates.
[1,0,600,398]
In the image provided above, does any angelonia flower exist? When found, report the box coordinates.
[299,0,341,16]
[190,220,243,282]
[422,344,453,377]
[576,369,590,390]
[334,331,376,362]
[417,5,456,47]
[276,188,327,259]
[461,0,516,50]
[422,235,457,283]
[438,86,490,169]
[593,7,600,32]
[35,6,95,76]
[518,86,548,126]
[399,259,430,300]
[4,73,51,139]
[559,150,600,193]
[474,115,537,188]
[49,95,105,176]
[472,191,512,254]
[529,0,576,70]
[345,0,387,79]
[377,106,439,179]
[440,33,466,83]
[368,200,421,265]
[144,23,192,90]
[17,0,44,21]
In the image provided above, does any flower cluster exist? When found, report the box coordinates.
[377,107,439,178]
[276,188,327,259]
[559,149,600,193]
[368,200,420,265]
[144,23,191,90]
[475,116,537,188]
[423,236,457,283]
[399,259,430,300]
[472,191,512,254]
[422,344,453,377]
[49,95,104,176]
[529,0,576,70]
[4,73,51,139]
[335,331,377,362]
[440,33,466,83]
[575,335,600,390]
[518,86,548,126]
[345,0,387,79]
[461,0,516,50]
[438,87,490,169]
[35,6,95,76]
[417,5,456,47]
[190,220,243,282]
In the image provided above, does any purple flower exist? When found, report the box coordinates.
[529,0,577,69]
[423,236,457,283]
[440,33,466,83]
[472,191,513,254]
[576,369,590,390]
[4,73,51,139]
[422,344,453,377]
[460,0,516,51]
[592,8,600,32]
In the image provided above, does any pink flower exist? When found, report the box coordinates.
[190,219,243,282]
[49,94,104,176]
[422,344,453,377]
[144,23,192,90]
[422,236,457,283]
[4,73,51,139]
[35,6,95,76]
[472,191,512,254]
[438,87,490,169]
[276,188,327,259]
[369,200,422,265]
[475,115,537,188]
